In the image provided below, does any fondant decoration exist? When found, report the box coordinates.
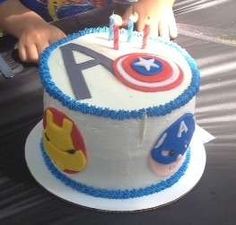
[127,13,138,42]
[149,151,187,177]
[60,43,113,99]
[113,53,183,92]
[151,113,195,165]
[43,108,87,173]
[142,22,151,49]
[132,57,163,75]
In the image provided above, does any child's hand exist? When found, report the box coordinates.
[17,22,66,63]
[123,0,177,40]
[0,0,66,63]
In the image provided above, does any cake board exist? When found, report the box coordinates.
[25,120,207,212]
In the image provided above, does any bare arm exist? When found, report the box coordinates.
[0,0,47,38]
[0,0,66,63]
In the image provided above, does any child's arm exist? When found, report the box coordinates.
[0,0,66,63]
[123,0,177,40]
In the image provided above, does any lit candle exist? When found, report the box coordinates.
[127,12,138,42]
[142,18,151,49]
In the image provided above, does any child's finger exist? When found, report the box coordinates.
[159,20,170,40]
[136,14,146,32]
[169,24,177,40]
[169,14,178,40]
[25,43,39,63]
[122,6,133,26]
[17,41,27,62]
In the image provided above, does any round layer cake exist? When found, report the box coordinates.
[39,27,200,199]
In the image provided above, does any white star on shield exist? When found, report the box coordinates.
[134,57,160,71]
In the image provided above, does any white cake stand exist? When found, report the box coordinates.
[25,121,206,212]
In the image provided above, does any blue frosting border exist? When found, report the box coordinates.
[40,141,191,199]
[39,27,200,120]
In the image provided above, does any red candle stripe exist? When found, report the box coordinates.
[142,24,151,49]
[114,25,120,50]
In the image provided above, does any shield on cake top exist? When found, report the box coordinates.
[113,53,184,92]
[48,37,193,111]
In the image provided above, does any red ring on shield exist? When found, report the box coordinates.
[113,53,184,92]
[122,53,173,83]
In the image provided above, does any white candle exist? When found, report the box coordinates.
[127,12,138,42]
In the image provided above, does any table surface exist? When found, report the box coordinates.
[0,1,236,225]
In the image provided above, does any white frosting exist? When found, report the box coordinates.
[48,30,192,110]
[43,29,198,191]
[44,93,195,189]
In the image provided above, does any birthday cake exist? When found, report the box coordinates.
[38,26,200,203]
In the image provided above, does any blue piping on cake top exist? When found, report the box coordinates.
[39,27,200,120]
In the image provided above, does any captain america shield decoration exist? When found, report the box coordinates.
[113,53,184,92]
